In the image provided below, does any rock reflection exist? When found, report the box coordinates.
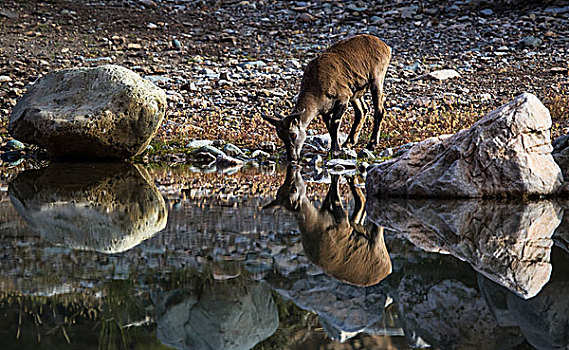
[154,278,278,350]
[8,162,167,253]
[479,246,569,350]
[266,166,391,287]
[367,198,559,299]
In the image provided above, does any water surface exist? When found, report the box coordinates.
[1,163,567,350]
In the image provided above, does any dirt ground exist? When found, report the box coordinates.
[0,0,567,156]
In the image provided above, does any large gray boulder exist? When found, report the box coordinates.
[9,65,166,159]
[154,280,278,350]
[367,198,558,299]
[9,162,167,253]
[367,93,562,198]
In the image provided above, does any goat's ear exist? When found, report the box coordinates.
[283,113,300,128]
[261,113,282,127]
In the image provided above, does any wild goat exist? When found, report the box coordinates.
[262,34,391,162]
[264,167,392,286]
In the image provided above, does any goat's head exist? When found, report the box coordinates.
[262,112,306,163]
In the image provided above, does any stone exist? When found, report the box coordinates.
[186,139,213,149]
[298,12,314,22]
[303,133,347,152]
[155,279,278,350]
[367,197,558,299]
[8,65,166,159]
[552,135,569,193]
[172,39,181,50]
[5,139,24,150]
[479,247,569,350]
[418,69,461,81]
[480,8,494,16]
[367,93,563,198]
[0,75,12,83]
[326,159,357,170]
[251,150,270,159]
[216,153,244,167]
[520,36,542,49]
[357,148,375,160]
[223,142,246,157]
[9,163,167,253]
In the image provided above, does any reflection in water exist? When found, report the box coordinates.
[479,246,569,350]
[367,198,559,299]
[154,277,278,350]
[266,166,391,287]
[8,162,167,253]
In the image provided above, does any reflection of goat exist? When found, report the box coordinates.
[265,167,392,286]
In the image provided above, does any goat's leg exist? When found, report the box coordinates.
[327,101,347,156]
[366,82,385,150]
[343,98,368,149]
[323,175,346,222]
[348,177,366,225]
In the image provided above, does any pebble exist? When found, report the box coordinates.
[0,75,12,83]
[357,148,375,160]
[259,142,276,153]
[480,9,494,16]
[172,39,182,50]
[419,69,461,81]
[520,36,542,49]
[223,143,246,157]
[251,150,270,159]
[6,139,25,150]
[186,140,213,149]
[298,12,315,22]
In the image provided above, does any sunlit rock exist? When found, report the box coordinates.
[367,93,562,198]
[9,162,167,253]
[8,65,166,159]
[368,198,558,299]
[154,279,278,350]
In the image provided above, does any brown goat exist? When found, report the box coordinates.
[262,34,391,162]
[265,167,392,286]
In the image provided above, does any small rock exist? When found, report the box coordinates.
[0,75,12,83]
[240,61,266,69]
[223,143,246,157]
[337,149,357,159]
[147,22,158,29]
[127,43,143,50]
[326,159,357,169]
[358,149,375,160]
[172,39,182,50]
[139,0,157,7]
[6,139,25,150]
[1,150,24,164]
[251,150,270,159]
[0,9,18,19]
[347,4,367,12]
[286,59,302,69]
[298,12,315,22]
[216,154,244,167]
[419,69,461,81]
[520,36,542,49]
[480,8,493,16]
[186,140,213,149]
[379,148,394,158]
[192,145,225,158]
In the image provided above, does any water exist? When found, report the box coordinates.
[0,162,567,349]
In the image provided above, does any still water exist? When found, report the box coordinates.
[0,162,567,350]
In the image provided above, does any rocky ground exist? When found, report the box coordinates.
[0,0,567,170]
